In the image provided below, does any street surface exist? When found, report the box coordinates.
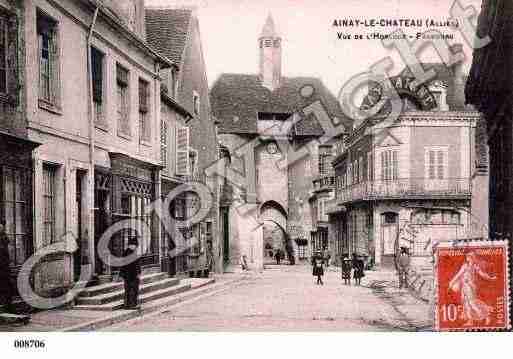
[104,264,432,331]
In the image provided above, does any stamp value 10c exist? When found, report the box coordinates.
[435,240,510,331]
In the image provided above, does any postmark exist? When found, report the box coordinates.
[435,240,510,331]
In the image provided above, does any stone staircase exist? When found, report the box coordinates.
[74,272,193,311]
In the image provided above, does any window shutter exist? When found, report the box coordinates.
[381,152,385,180]
[176,126,190,175]
[428,150,435,179]
[160,120,168,170]
[51,28,60,107]
[91,48,103,103]
[6,16,18,104]
[437,150,444,179]
[392,151,398,179]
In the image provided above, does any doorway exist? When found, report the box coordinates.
[74,171,85,281]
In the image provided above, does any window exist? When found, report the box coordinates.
[193,91,200,116]
[116,64,130,137]
[425,147,447,179]
[37,12,59,106]
[411,209,461,225]
[0,13,10,95]
[318,151,332,176]
[91,47,104,124]
[1,166,30,266]
[42,164,56,245]
[176,125,190,175]
[120,193,151,256]
[381,150,398,180]
[298,244,307,259]
[160,120,168,171]
[139,79,150,142]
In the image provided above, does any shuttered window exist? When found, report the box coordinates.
[37,13,59,106]
[160,120,168,171]
[381,150,398,180]
[91,47,104,124]
[425,147,447,179]
[139,79,150,142]
[116,64,130,137]
[176,126,190,175]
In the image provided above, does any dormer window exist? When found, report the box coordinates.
[273,39,280,47]
[429,81,449,111]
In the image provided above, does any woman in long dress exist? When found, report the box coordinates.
[448,252,496,326]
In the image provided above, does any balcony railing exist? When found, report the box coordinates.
[313,174,335,192]
[338,178,471,204]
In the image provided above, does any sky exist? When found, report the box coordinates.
[146,0,483,96]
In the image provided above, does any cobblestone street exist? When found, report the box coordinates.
[104,265,432,331]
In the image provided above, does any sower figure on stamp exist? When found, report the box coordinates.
[448,252,496,327]
[119,238,141,310]
[352,253,365,286]
[312,251,325,285]
[0,221,15,313]
[341,254,352,285]
[397,247,411,289]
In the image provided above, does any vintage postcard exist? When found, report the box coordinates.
[0,0,511,355]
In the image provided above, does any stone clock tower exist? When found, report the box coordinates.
[259,14,282,90]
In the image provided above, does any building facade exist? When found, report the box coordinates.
[146,7,221,276]
[210,14,349,270]
[330,61,484,270]
[0,0,41,300]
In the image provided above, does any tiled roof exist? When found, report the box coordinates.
[210,74,351,135]
[145,8,192,64]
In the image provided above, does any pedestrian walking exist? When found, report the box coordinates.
[341,254,352,285]
[240,254,249,270]
[119,239,141,310]
[397,247,411,289]
[312,251,325,285]
[352,253,365,286]
[0,221,15,313]
[275,250,281,265]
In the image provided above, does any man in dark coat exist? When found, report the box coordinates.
[275,250,281,265]
[119,239,141,310]
[0,221,15,312]
[397,247,411,289]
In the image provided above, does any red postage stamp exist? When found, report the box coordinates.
[435,240,510,331]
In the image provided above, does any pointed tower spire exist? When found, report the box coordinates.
[259,13,282,90]
[260,13,279,38]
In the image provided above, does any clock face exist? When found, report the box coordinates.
[266,142,279,154]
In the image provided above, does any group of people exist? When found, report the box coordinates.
[311,251,365,286]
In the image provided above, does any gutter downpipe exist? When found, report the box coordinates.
[87,3,100,275]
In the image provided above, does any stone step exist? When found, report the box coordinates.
[79,272,169,298]
[74,282,193,311]
[76,278,181,306]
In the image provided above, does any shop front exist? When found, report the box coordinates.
[93,152,161,277]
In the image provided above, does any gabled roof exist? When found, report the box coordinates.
[210,73,351,135]
[145,8,193,64]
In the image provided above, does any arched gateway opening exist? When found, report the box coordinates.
[260,201,291,264]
